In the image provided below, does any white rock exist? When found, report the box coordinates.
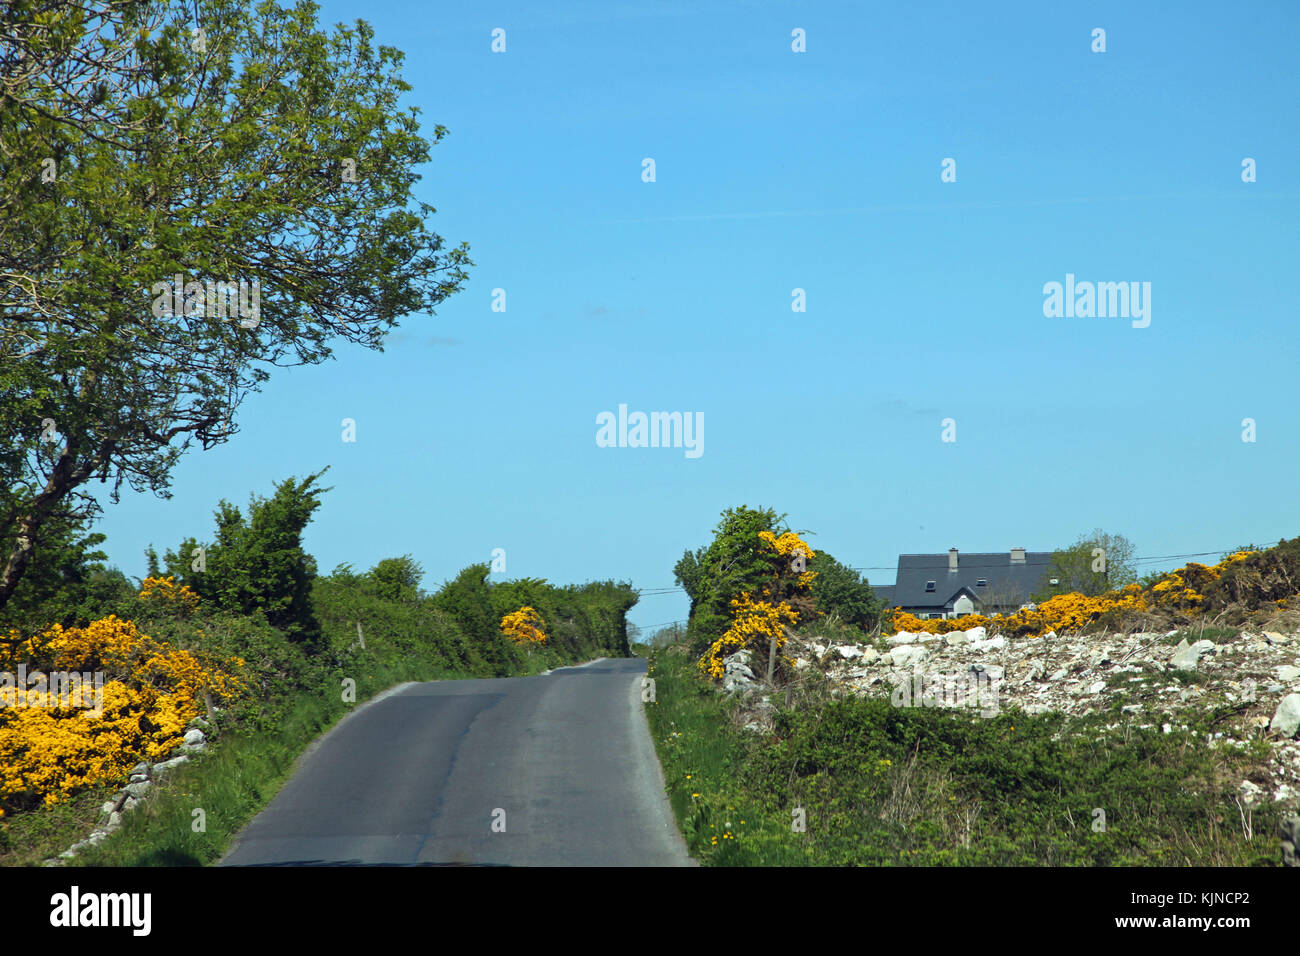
[945,633,968,647]
[1088,681,1106,695]
[1171,639,1212,670]
[1270,694,1300,739]
[887,631,916,646]
[964,626,987,641]
[860,647,880,664]
[725,661,755,681]
[890,646,930,667]
[722,672,754,692]
[970,636,1006,653]
[836,645,863,660]
[182,728,206,746]
[970,663,1005,681]
[1277,665,1300,682]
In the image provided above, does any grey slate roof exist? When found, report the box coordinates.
[886,552,1052,609]
[871,584,896,606]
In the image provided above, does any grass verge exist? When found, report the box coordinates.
[645,642,1284,865]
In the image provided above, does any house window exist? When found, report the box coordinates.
[976,579,987,587]
[925,581,936,592]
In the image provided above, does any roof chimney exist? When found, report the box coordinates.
[948,548,958,571]
[1010,547,1026,564]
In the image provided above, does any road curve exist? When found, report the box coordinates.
[219,656,694,866]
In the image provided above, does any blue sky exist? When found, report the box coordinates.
[92,0,1300,636]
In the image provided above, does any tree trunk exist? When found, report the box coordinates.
[0,434,110,610]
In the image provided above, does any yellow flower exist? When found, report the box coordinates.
[500,606,547,645]
[0,615,244,813]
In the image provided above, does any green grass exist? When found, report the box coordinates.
[1162,625,1243,646]
[645,642,1284,866]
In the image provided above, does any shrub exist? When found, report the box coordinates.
[0,615,245,813]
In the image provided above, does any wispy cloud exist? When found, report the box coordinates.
[596,192,1300,226]
[582,303,646,321]
[387,331,461,347]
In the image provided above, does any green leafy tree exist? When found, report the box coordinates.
[367,555,424,602]
[0,0,471,608]
[159,470,330,646]
[676,506,776,651]
[1033,529,1137,601]
[809,552,885,631]
[674,505,819,653]
[0,512,133,632]
[430,564,517,675]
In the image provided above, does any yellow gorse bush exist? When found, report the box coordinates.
[884,551,1259,640]
[699,593,799,679]
[698,530,817,679]
[757,530,817,589]
[500,606,547,645]
[0,615,245,812]
[890,610,990,635]
[138,574,200,615]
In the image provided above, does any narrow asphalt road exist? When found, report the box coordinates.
[219,656,694,866]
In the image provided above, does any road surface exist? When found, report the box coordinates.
[219,656,693,866]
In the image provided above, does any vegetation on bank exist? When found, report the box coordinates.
[677,506,1300,682]
[647,506,1300,865]
[0,472,635,864]
[674,506,887,683]
[645,639,1282,866]
[888,543,1300,640]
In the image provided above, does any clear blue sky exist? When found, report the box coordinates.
[92,0,1300,636]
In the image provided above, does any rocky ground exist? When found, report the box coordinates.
[721,623,1300,814]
